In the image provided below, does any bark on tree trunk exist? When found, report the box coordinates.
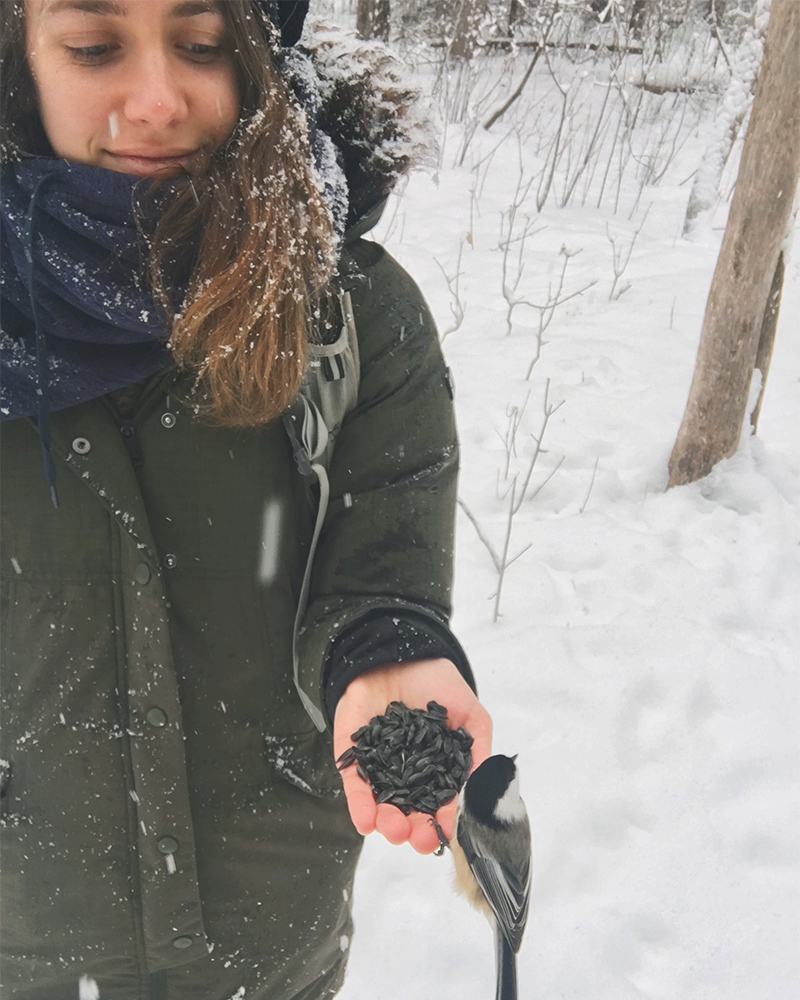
[450,0,485,61]
[667,0,800,489]
[356,0,390,42]
[750,250,785,433]
[629,0,647,37]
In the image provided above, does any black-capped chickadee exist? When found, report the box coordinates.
[451,754,531,1000]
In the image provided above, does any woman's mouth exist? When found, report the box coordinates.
[103,149,198,176]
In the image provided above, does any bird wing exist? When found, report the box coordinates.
[458,822,531,953]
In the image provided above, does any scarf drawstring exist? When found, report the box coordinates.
[25,171,60,509]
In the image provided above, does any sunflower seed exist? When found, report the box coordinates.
[336,747,359,770]
[338,700,472,818]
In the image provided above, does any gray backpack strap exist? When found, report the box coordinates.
[300,288,360,463]
[283,288,360,730]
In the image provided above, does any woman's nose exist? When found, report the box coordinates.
[123,53,189,127]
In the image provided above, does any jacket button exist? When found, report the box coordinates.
[158,836,179,855]
[172,936,193,950]
[163,553,178,569]
[146,708,168,728]
[134,563,151,585]
[71,437,91,455]
[161,412,176,429]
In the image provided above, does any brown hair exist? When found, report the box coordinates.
[0,0,337,426]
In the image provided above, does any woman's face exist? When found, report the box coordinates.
[24,0,240,176]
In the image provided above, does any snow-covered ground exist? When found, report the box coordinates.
[336,48,799,1000]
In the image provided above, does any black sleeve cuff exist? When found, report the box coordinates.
[323,609,475,725]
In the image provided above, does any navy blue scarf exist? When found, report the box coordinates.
[1,159,175,424]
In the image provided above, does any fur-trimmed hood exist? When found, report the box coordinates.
[302,23,434,236]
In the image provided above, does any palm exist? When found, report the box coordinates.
[333,658,493,854]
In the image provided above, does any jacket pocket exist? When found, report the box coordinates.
[263,729,344,800]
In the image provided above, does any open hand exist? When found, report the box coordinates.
[333,658,493,854]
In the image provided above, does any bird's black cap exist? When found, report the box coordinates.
[463,754,518,828]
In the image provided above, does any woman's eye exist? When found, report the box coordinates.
[182,42,224,62]
[66,44,113,64]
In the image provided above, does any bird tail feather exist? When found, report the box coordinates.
[495,928,517,1000]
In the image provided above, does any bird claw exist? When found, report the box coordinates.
[428,816,450,855]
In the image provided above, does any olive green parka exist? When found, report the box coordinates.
[0,225,462,998]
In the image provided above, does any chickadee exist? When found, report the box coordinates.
[451,754,531,1000]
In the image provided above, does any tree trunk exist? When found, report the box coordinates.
[667,0,800,489]
[629,0,647,37]
[705,0,728,25]
[449,0,485,61]
[356,0,390,42]
[750,250,785,433]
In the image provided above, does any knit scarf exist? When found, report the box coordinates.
[0,158,175,421]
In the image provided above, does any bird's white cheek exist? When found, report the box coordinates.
[494,793,527,824]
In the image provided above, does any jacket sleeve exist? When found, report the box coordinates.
[322,608,472,723]
[296,237,475,728]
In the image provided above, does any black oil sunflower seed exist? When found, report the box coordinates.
[335,700,473,819]
[337,747,358,768]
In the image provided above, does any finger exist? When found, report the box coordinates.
[463,708,493,771]
[375,803,412,845]
[406,812,445,855]
[470,732,493,771]
[332,714,357,763]
[433,798,459,842]
[339,768,377,836]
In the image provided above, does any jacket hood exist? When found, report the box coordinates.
[302,24,435,235]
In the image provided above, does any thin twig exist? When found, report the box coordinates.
[435,242,466,342]
[483,45,543,130]
[483,3,558,130]
[458,499,501,573]
[527,454,565,501]
[513,379,564,514]
[493,480,517,623]
[579,457,600,514]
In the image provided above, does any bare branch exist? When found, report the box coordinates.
[435,241,467,342]
[483,3,558,130]
[458,499,501,574]
[513,379,564,513]
[579,457,600,514]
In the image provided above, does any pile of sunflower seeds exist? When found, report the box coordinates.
[336,700,473,817]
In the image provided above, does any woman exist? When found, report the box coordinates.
[0,1,492,998]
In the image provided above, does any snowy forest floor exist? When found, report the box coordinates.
[334,44,799,1000]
